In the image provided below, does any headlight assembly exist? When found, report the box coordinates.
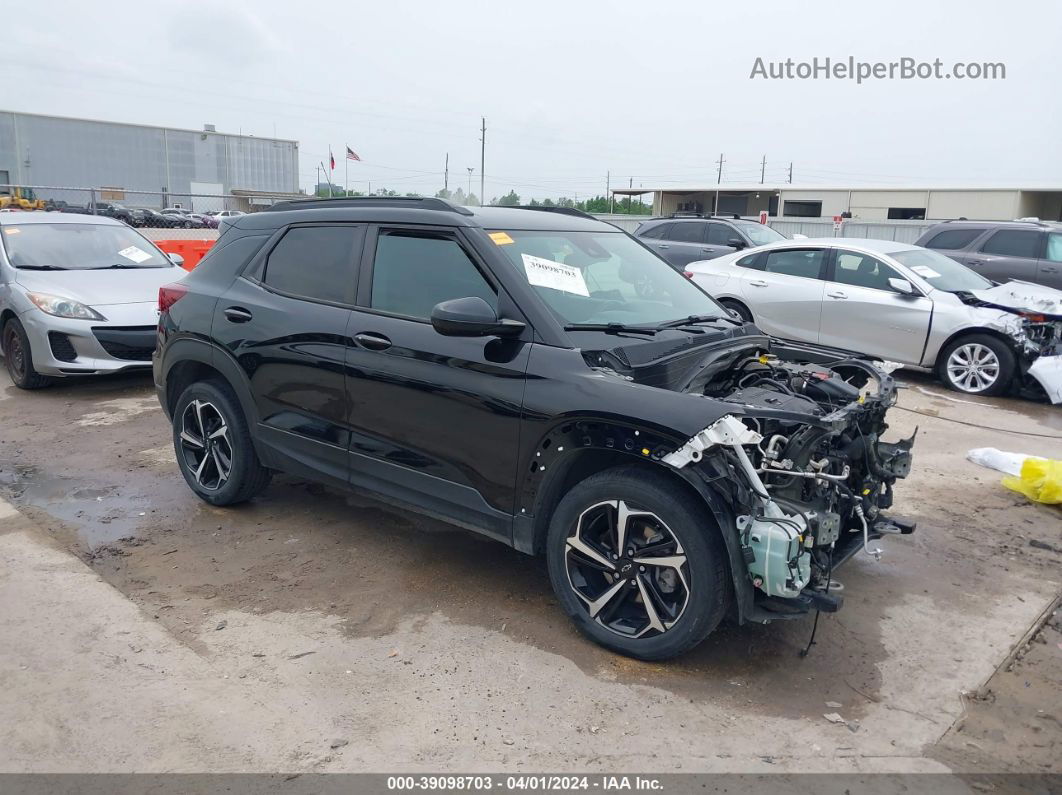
[26,292,106,321]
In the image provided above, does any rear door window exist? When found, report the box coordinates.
[762,248,826,279]
[262,225,363,304]
[668,222,706,243]
[980,229,1042,258]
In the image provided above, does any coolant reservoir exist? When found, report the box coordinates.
[738,508,812,599]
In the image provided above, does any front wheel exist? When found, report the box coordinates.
[719,299,753,324]
[2,318,52,389]
[937,334,1016,397]
[546,465,729,660]
[172,380,271,505]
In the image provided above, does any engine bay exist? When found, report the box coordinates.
[665,348,916,612]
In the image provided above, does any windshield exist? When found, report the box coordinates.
[891,248,992,292]
[1,223,172,269]
[490,229,726,327]
[736,222,785,246]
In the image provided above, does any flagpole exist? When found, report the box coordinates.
[344,146,348,196]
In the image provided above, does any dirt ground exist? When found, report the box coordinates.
[0,364,1059,774]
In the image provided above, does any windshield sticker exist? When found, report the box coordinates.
[521,254,589,297]
[910,265,941,279]
[3,228,20,235]
[489,231,515,246]
[118,245,152,264]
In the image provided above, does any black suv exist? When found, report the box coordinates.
[635,215,788,270]
[154,198,914,660]
[914,219,1062,290]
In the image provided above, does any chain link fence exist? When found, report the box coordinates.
[0,183,305,233]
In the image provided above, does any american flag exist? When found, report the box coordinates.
[346,145,361,162]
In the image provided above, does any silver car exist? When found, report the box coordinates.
[686,238,1062,400]
[0,213,186,389]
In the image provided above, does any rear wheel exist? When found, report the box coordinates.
[937,334,1015,396]
[172,380,271,505]
[546,465,729,660]
[719,298,753,323]
[2,318,52,389]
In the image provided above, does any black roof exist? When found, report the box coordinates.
[234,196,617,233]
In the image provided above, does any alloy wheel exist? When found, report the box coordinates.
[179,400,233,490]
[946,343,1000,393]
[564,500,690,639]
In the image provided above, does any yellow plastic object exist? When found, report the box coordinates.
[1002,458,1062,505]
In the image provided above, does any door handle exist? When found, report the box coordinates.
[748,280,768,287]
[223,306,253,323]
[656,244,670,249]
[966,259,984,266]
[826,291,848,299]
[353,332,392,351]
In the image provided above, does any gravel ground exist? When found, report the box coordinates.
[0,364,1059,774]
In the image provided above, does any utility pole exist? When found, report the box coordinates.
[628,177,633,213]
[760,155,767,184]
[607,171,613,214]
[316,165,320,197]
[444,153,449,193]
[787,162,793,184]
[716,153,724,184]
[466,167,474,203]
[479,117,486,206]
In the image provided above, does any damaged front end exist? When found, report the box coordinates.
[663,353,915,618]
[957,283,1062,403]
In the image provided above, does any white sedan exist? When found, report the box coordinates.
[685,238,1062,399]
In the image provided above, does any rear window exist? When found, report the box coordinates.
[924,228,984,250]
[1,223,172,270]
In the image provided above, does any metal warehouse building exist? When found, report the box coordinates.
[0,110,300,211]
[611,183,1062,223]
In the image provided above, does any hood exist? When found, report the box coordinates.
[14,265,184,307]
[966,281,1062,317]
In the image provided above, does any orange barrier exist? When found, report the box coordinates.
[153,239,215,271]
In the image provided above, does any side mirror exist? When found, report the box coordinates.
[727,238,747,250]
[167,253,185,267]
[430,296,525,338]
[888,277,916,296]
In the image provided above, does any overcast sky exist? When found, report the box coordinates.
[5,0,1060,200]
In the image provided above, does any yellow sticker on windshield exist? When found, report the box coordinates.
[3,228,20,234]
[489,231,514,245]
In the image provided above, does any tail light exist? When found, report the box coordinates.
[682,271,694,279]
[158,283,188,314]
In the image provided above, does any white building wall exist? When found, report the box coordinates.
[925,191,1020,220]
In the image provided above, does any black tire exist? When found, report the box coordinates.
[183,221,192,229]
[172,380,271,505]
[546,464,729,660]
[936,333,1016,397]
[2,318,52,389]
[719,298,753,323]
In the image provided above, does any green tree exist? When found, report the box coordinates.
[494,190,520,207]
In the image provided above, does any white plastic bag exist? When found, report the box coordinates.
[967,447,1044,477]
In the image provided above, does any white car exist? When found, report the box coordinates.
[0,213,185,388]
[686,238,1062,400]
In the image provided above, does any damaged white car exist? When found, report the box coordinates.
[686,238,1062,401]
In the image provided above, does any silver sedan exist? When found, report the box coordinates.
[685,237,1062,399]
[0,213,186,389]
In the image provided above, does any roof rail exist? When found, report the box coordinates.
[710,214,743,220]
[511,205,597,220]
[264,196,473,215]
[669,212,705,218]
